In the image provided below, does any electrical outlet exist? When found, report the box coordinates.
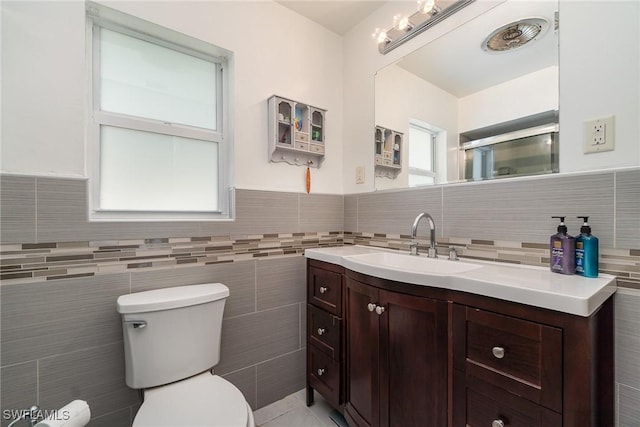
[356,166,365,184]
[584,116,615,154]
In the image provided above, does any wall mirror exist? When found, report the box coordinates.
[374,0,559,190]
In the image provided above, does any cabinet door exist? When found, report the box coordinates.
[379,290,449,427]
[345,277,380,427]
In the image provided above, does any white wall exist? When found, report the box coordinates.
[458,66,559,132]
[342,0,640,194]
[559,0,640,174]
[1,1,344,194]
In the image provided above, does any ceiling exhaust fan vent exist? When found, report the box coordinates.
[482,18,549,52]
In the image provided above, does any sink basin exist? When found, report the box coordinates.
[344,252,483,276]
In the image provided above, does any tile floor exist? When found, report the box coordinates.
[254,389,345,427]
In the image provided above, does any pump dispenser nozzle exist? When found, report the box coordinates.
[551,216,568,233]
[577,216,591,234]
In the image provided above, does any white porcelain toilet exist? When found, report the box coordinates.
[116,283,255,427]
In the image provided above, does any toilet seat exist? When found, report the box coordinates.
[133,372,252,427]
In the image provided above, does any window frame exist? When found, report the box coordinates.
[86,3,234,221]
[408,121,437,186]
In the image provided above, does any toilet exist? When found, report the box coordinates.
[116,283,255,427]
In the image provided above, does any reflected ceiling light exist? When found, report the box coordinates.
[482,18,549,52]
[376,0,475,54]
[418,0,441,15]
[394,14,414,31]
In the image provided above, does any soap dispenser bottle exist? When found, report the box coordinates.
[550,216,575,275]
[575,216,599,278]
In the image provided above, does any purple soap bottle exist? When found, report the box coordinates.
[550,216,576,274]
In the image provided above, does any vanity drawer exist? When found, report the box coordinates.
[308,344,341,407]
[453,305,562,412]
[454,372,562,427]
[308,304,341,360]
[308,266,343,316]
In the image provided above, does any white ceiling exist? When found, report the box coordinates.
[394,0,558,97]
[275,0,387,35]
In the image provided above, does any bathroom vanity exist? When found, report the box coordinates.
[305,246,616,427]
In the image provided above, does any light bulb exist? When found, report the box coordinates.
[418,0,436,14]
[393,14,412,31]
[372,28,390,44]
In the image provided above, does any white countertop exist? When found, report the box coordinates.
[305,245,617,317]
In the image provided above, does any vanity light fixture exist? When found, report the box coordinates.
[376,0,476,54]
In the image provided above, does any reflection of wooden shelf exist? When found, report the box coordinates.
[268,95,326,168]
[375,125,402,178]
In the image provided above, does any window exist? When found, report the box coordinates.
[87,3,233,220]
[408,122,437,187]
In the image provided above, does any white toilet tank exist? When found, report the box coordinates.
[116,283,230,389]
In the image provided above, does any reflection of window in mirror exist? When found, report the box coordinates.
[408,121,438,187]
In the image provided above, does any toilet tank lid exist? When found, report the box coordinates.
[117,283,229,314]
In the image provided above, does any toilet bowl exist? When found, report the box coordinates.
[116,283,255,427]
[133,372,254,427]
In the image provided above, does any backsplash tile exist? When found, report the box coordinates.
[0,175,36,244]
[616,170,640,249]
[257,256,306,311]
[442,172,615,246]
[0,361,37,427]
[615,290,640,390]
[256,349,306,408]
[38,341,139,420]
[299,193,344,233]
[217,304,300,374]
[357,186,442,237]
[130,261,257,319]
[1,273,129,365]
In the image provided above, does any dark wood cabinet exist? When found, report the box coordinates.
[452,298,614,427]
[344,275,449,427]
[306,260,345,409]
[306,257,614,427]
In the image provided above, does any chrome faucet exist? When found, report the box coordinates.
[410,212,437,258]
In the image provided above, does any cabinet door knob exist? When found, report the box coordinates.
[367,303,376,312]
[317,368,325,376]
[375,305,385,315]
[492,346,506,359]
[319,286,328,294]
[492,419,505,427]
[317,328,325,336]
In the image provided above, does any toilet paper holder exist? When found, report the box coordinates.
[7,405,40,427]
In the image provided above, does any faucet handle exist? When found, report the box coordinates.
[427,247,437,258]
[448,246,460,261]
[409,241,419,256]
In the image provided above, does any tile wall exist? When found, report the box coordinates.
[1,168,639,426]
[0,175,343,427]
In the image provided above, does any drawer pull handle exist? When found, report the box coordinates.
[317,328,325,336]
[492,419,505,427]
[492,346,505,359]
[375,305,385,315]
[317,368,325,376]
[367,303,376,312]
[319,286,328,294]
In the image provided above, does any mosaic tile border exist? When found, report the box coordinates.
[2,231,638,289]
[0,232,343,284]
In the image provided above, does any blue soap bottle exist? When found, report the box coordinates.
[550,216,575,275]
[575,216,599,278]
